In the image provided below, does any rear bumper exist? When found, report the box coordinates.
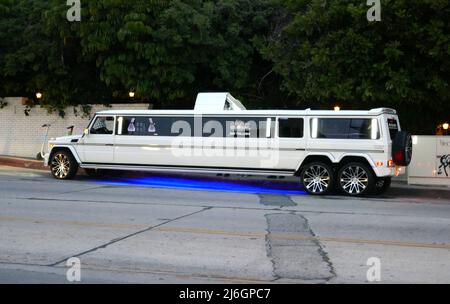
[374,167,396,177]
[373,166,405,177]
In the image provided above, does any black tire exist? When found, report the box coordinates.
[373,177,392,195]
[300,162,334,195]
[392,131,413,166]
[337,162,375,197]
[50,150,78,180]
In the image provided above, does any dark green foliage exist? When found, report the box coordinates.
[0,0,449,133]
[0,0,279,112]
[262,0,450,134]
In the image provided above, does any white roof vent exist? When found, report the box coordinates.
[194,92,246,111]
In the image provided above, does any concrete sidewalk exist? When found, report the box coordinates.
[0,155,46,171]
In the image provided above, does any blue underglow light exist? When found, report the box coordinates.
[94,174,306,195]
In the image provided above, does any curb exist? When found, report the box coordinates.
[0,156,47,171]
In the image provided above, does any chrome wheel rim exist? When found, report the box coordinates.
[51,154,70,178]
[303,165,331,193]
[340,166,369,194]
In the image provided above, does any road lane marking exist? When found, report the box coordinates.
[0,216,147,230]
[1,216,450,250]
[155,227,450,250]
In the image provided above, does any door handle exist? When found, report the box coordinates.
[105,144,114,147]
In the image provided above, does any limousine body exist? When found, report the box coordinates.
[44,93,412,196]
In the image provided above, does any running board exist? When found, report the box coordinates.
[80,163,295,176]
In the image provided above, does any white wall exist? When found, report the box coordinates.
[0,97,148,159]
[408,136,450,186]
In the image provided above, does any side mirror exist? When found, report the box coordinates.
[83,128,89,137]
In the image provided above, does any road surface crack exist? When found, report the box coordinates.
[265,212,336,283]
[47,206,212,267]
[297,213,337,282]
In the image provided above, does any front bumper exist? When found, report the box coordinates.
[43,153,50,167]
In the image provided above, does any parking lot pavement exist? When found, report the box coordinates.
[0,165,449,283]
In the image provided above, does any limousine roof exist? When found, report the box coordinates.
[98,93,397,116]
[96,108,397,116]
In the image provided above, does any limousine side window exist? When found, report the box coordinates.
[387,118,399,139]
[202,117,274,138]
[278,118,304,138]
[312,118,379,139]
[116,116,276,138]
[90,116,115,135]
[117,116,194,136]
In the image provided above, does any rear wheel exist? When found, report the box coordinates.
[50,150,78,180]
[300,162,334,195]
[337,162,374,196]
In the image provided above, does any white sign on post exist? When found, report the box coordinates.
[408,136,450,186]
[437,139,450,177]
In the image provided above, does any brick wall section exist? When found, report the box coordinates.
[0,97,148,159]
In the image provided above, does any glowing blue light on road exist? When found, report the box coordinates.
[95,174,306,195]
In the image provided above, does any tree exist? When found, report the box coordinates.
[0,0,109,115]
[1,0,449,134]
[0,0,280,112]
[262,0,450,134]
[77,0,278,108]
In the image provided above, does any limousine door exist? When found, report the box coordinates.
[79,116,115,164]
[274,117,307,170]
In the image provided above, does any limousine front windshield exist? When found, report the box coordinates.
[90,116,114,134]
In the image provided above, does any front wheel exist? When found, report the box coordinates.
[337,162,374,196]
[300,162,334,195]
[50,151,78,180]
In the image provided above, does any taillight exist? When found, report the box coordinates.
[394,151,404,164]
[387,160,395,167]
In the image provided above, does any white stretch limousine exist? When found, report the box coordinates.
[44,93,412,196]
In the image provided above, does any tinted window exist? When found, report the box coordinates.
[117,116,194,136]
[202,118,233,138]
[316,118,377,139]
[348,119,372,139]
[202,117,274,138]
[116,116,275,138]
[90,116,114,135]
[387,118,399,140]
[278,118,304,138]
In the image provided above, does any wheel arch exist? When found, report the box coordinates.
[295,153,335,175]
[49,146,81,164]
[336,154,376,172]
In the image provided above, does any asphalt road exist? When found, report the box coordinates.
[0,166,449,284]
